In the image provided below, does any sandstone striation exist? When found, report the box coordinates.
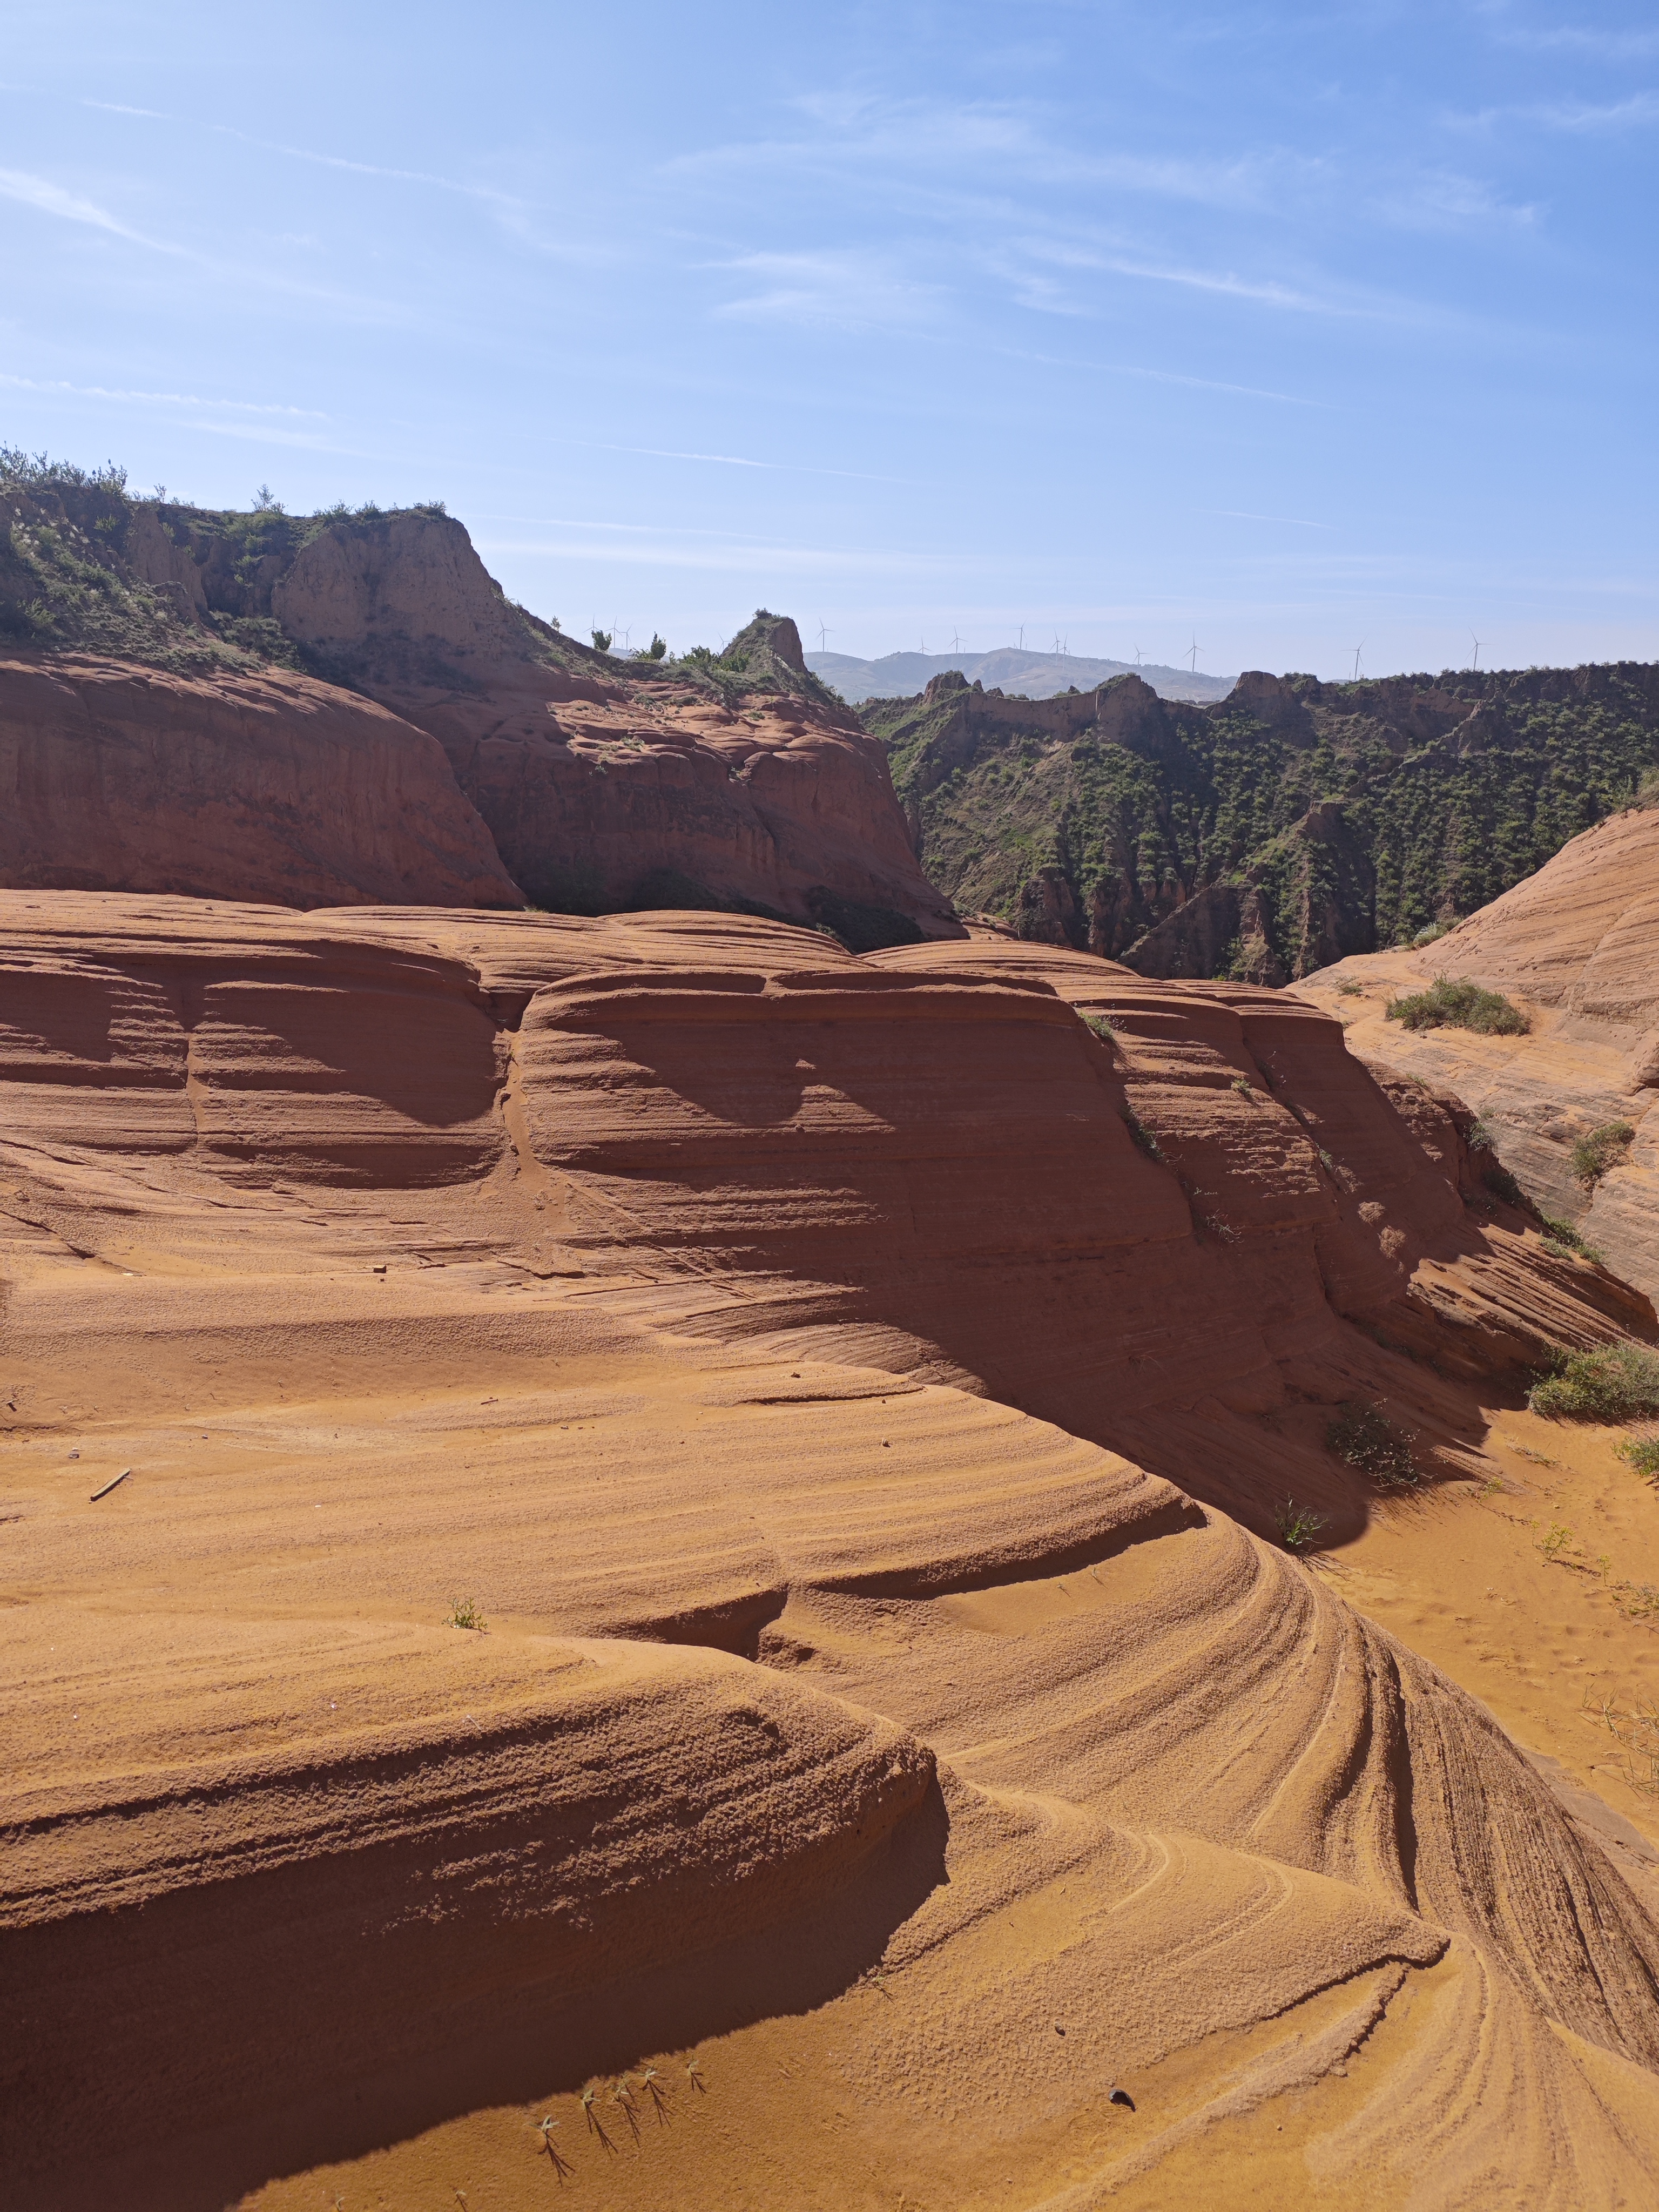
[1299,804,1659,1302]
[0,652,522,910]
[4,891,1658,2209]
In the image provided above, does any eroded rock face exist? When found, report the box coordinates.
[2,485,960,940]
[4,893,1658,2210]
[1298,806,1659,1300]
[0,652,523,911]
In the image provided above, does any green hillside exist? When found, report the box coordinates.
[862,664,1659,982]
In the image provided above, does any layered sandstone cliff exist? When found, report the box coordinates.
[4,891,1657,2209]
[2,477,959,941]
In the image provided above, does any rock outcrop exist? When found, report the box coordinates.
[4,891,1657,2209]
[1,476,959,942]
[1297,804,1659,1301]
[0,652,523,910]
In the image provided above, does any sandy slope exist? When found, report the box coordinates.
[1297,804,1659,1300]
[4,895,1659,2210]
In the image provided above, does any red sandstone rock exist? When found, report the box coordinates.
[0,652,522,911]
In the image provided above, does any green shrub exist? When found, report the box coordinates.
[1082,1012,1116,1041]
[590,628,613,653]
[1536,1212,1604,1263]
[1385,977,1529,1036]
[641,632,667,661]
[1413,920,1452,945]
[1483,1162,1522,1204]
[1274,1498,1328,1552]
[1616,1435,1659,1481]
[1528,1343,1659,1422]
[1337,979,1364,997]
[1326,1402,1418,1486]
[1466,1118,1495,1152]
[1570,1121,1635,1190]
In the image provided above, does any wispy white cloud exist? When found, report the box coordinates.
[1449,90,1659,132]
[1205,510,1332,529]
[1493,23,1659,61]
[206,123,524,210]
[1371,169,1539,231]
[1001,344,1334,408]
[83,100,171,119]
[710,249,945,334]
[0,166,177,251]
[570,440,915,484]
[474,517,960,576]
[0,371,325,417]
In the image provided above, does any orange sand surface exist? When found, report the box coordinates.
[4,894,1659,2210]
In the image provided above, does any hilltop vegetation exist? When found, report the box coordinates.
[0,450,838,714]
[862,663,1659,981]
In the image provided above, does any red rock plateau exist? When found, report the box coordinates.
[5,891,1659,2210]
[1299,804,1659,1303]
[0,482,958,945]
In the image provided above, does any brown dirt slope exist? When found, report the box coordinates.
[1298,804,1659,1302]
[3,894,1658,2210]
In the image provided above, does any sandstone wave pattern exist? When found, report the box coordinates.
[4,894,1658,2210]
[1299,804,1659,1303]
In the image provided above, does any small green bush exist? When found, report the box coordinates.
[1274,1498,1328,1552]
[1336,979,1364,997]
[1570,1121,1635,1190]
[1413,920,1452,946]
[590,628,613,653]
[1326,1402,1418,1487]
[1616,1435,1659,1481]
[641,632,667,661]
[1082,1012,1116,1041]
[1528,1343,1659,1422]
[447,1594,487,1631]
[1385,977,1529,1036]
[1482,1162,1523,1204]
[1466,1118,1495,1152]
[1537,1212,1604,1263]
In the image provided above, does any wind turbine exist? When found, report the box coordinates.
[817,619,834,651]
[950,629,963,653]
[1052,632,1063,655]
[1186,636,1203,673]
[1017,624,1026,651]
[1132,643,1143,667]
[1350,639,1366,680]
[1470,630,1486,672]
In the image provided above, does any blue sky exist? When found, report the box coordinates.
[3,1,1655,678]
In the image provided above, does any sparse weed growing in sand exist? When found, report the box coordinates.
[446,1594,487,1631]
[1337,979,1364,997]
[1385,977,1529,1036]
[1274,1499,1328,1553]
[1529,1344,1659,1424]
[1230,1075,1258,1098]
[1617,1436,1659,1482]
[1570,1122,1636,1191]
[1326,1402,1418,1488]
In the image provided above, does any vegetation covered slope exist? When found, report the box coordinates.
[862,664,1659,981]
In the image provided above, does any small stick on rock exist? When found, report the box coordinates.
[90,1467,132,1502]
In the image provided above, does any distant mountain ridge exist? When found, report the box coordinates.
[808,645,1235,705]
